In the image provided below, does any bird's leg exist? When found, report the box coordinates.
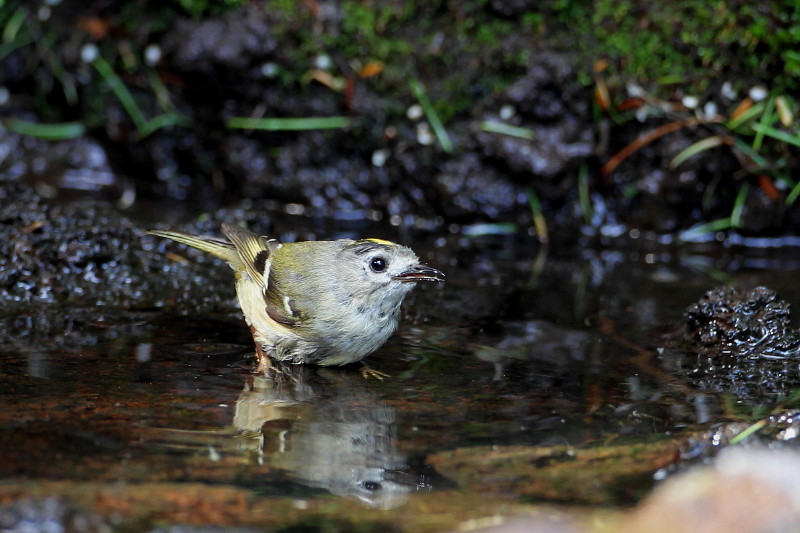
[360,363,390,380]
[250,326,280,376]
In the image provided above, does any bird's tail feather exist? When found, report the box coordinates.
[149,229,240,264]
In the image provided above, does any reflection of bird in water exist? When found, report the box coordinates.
[142,365,430,509]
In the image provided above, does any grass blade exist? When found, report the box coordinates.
[679,218,732,243]
[730,182,749,228]
[138,113,190,138]
[729,419,767,445]
[479,120,535,140]
[5,118,85,140]
[578,163,593,225]
[730,137,769,168]
[725,101,764,130]
[750,124,800,148]
[462,223,518,236]
[670,135,728,169]
[2,6,28,43]
[226,116,351,131]
[409,78,453,153]
[752,93,776,151]
[787,180,800,206]
[527,187,549,245]
[92,54,147,130]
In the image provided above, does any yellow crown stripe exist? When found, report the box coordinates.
[363,238,396,246]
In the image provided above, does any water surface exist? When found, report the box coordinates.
[2,238,798,529]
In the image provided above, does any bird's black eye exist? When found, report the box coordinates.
[370,256,387,272]
[362,480,381,491]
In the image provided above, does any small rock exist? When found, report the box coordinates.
[748,85,769,102]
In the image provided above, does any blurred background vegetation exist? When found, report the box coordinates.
[1,0,799,241]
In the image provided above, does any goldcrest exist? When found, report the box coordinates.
[150,223,444,371]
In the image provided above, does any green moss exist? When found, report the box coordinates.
[591,0,800,91]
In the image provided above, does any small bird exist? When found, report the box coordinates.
[150,223,444,373]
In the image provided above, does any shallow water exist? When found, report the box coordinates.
[3,237,800,529]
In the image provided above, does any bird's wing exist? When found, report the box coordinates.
[221,223,302,326]
[221,223,276,289]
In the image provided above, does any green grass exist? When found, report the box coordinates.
[409,79,453,153]
[226,116,352,131]
[4,118,85,140]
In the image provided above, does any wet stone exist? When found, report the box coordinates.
[663,286,800,399]
[683,286,799,354]
[623,447,800,533]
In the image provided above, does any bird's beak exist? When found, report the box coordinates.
[393,264,445,282]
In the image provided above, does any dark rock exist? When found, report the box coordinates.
[475,54,595,200]
[162,4,278,74]
[220,131,437,223]
[433,153,526,221]
[608,125,738,233]
[503,55,587,122]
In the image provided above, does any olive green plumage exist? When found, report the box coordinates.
[149,223,443,368]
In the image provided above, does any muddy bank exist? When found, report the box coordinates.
[2,2,799,241]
